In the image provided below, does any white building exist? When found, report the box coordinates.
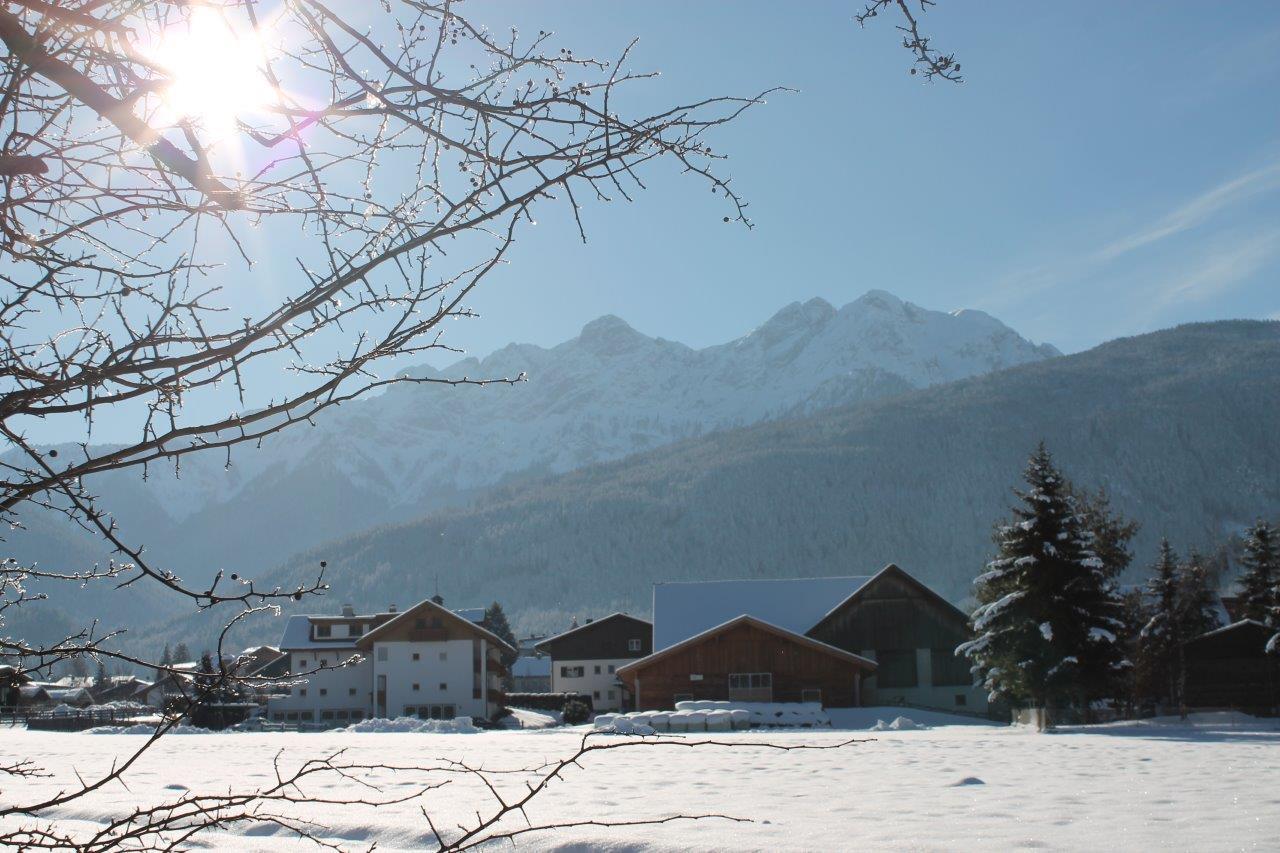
[268,599,514,725]
[535,614,652,711]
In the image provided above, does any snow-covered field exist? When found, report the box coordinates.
[4,709,1278,851]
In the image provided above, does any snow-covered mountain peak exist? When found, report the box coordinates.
[129,292,1060,532]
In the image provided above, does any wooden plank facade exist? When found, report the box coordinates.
[618,616,875,710]
[1183,621,1280,715]
[807,564,987,712]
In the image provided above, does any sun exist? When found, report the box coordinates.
[148,7,276,136]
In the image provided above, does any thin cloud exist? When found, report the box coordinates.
[1153,231,1280,308]
[1096,160,1280,262]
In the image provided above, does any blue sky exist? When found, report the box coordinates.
[430,0,1280,359]
[21,1,1280,445]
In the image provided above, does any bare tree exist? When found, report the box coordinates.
[0,0,952,847]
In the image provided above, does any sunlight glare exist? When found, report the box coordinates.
[150,8,275,136]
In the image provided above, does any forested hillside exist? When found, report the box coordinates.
[149,320,1280,652]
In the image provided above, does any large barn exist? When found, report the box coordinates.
[616,615,876,710]
[630,564,988,713]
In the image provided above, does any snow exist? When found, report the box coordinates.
[502,707,559,729]
[869,716,928,731]
[5,713,1278,850]
[85,723,211,735]
[340,715,477,734]
[652,576,871,650]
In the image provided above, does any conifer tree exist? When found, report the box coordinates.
[1238,520,1279,625]
[483,602,519,671]
[172,643,192,665]
[1137,540,1181,707]
[959,444,1127,726]
[94,660,108,689]
[157,644,173,682]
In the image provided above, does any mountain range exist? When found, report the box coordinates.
[141,319,1280,655]
[9,289,1057,589]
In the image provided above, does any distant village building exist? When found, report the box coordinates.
[636,565,990,713]
[268,599,514,724]
[536,614,652,711]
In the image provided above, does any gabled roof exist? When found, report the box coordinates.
[617,614,877,677]
[534,613,652,655]
[355,597,516,654]
[1188,618,1270,643]
[809,563,970,633]
[652,575,872,651]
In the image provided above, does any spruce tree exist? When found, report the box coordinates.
[483,602,519,671]
[172,643,192,665]
[1137,539,1181,708]
[1238,520,1279,625]
[959,444,1127,725]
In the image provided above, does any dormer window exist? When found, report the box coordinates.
[315,624,331,638]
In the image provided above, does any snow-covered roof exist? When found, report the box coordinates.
[511,655,551,678]
[1190,618,1269,642]
[454,607,486,624]
[652,576,872,651]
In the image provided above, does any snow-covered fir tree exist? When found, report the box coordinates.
[1238,520,1279,626]
[1137,539,1181,706]
[483,602,519,670]
[958,444,1128,722]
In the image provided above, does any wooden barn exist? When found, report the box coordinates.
[807,564,988,713]
[616,615,876,711]
[1183,620,1279,715]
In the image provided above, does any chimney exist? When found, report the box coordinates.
[341,604,355,618]
[388,604,397,614]
[430,593,444,605]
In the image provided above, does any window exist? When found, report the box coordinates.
[560,666,585,678]
[319,688,327,697]
[404,706,416,716]
[272,713,284,722]
[727,673,772,690]
[412,683,420,692]
[412,652,420,661]
[594,665,601,675]
[438,682,447,691]
[286,712,299,721]
[593,690,600,699]
[443,704,456,719]
[319,659,328,667]
[439,651,447,661]
[875,649,918,688]
[299,688,307,697]
[377,647,388,662]
[931,648,972,687]
[801,688,822,703]
[351,710,364,721]
[348,623,363,637]
[321,710,334,720]
[300,711,314,721]
[348,687,357,697]
[298,659,308,668]
[315,624,331,638]
[607,664,615,674]
[627,639,642,652]
[954,694,968,707]
[430,705,443,720]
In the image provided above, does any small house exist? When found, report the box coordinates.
[1183,620,1279,715]
[535,613,652,711]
